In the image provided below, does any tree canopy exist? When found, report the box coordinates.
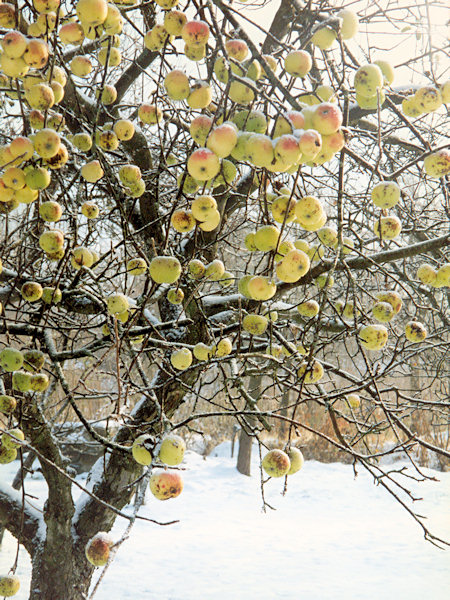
[0,0,449,597]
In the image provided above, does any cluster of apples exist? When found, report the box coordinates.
[0,345,48,395]
[0,426,24,465]
[416,262,450,288]
[132,433,185,500]
[171,194,222,233]
[370,180,402,241]
[354,61,394,109]
[261,447,304,478]
[402,81,450,119]
[0,574,20,598]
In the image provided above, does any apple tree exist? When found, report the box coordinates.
[0,0,449,597]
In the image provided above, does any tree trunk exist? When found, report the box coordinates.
[29,545,94,600]
[236,376,261,476]
[237,423,253,476]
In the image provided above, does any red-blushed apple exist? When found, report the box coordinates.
[39,200,62,222]
[298,128,322,159]
[23,39,49,69]
[1,30,27,58]
[312,103,343,135]
[85,532,114,567]
[375,290,402,314]
[274,134,301,165]
[138,103,163,125]
[59,21,85,45]
[225,38,248,62]
[149,470,183,500]
[187,148,220,181]
[181,20,209,46]
[262,449,291,477]
[206,123,238,158]
[189,115,213,145]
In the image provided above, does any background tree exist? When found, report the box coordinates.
[0,0,449,598]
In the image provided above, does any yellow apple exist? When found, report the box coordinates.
[262,449,290,477]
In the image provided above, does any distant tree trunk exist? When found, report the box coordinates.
[279,389,290,441]
[237,376,260,476]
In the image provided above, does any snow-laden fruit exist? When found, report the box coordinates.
[375,290,402,314]
[262,449,291,478]
[2,428,24,449]
[132,434,153,466]
[85,532,113,567]
[372,301,395,323]
[170,348,192,370]
[405,321,427,343]
[158,434,186,466]
[254,225,281,252]
[193,343,211,361]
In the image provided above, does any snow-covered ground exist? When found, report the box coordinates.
[1,443,449,599]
